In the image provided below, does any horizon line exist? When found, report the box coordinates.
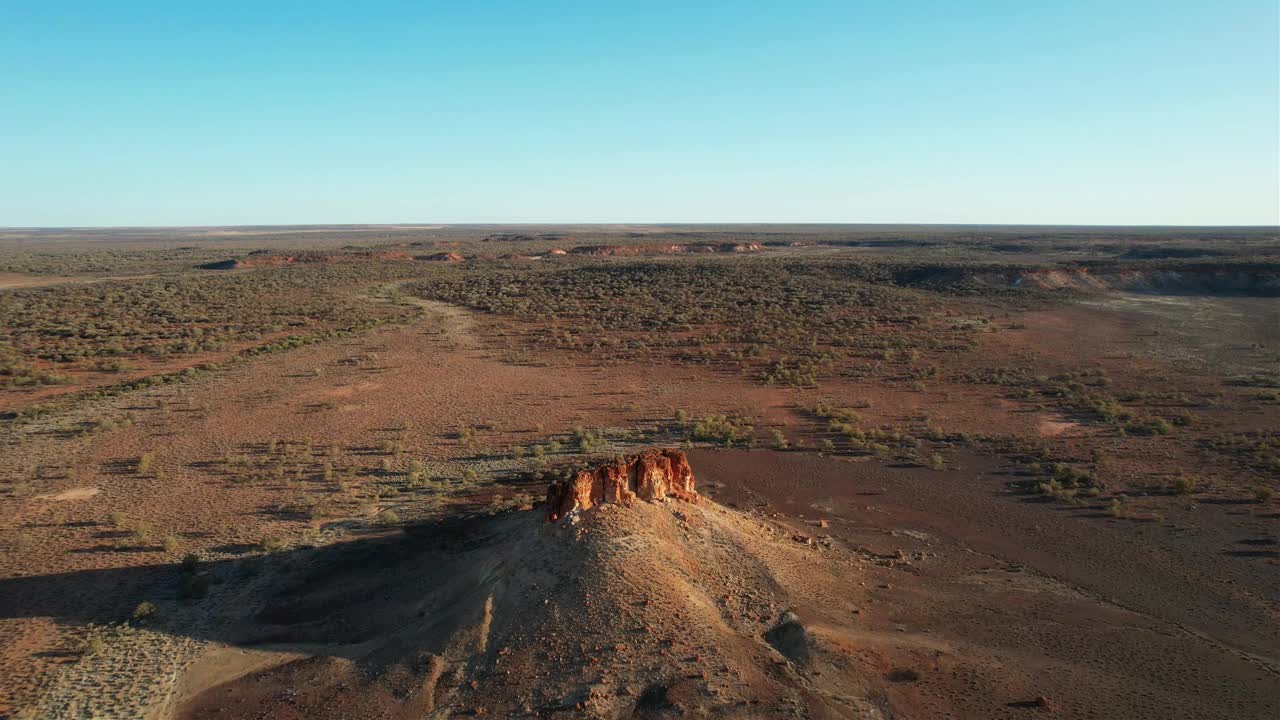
[3,221,1278,232]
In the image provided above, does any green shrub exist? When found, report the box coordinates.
[1171,475,1198,495]
[81,633,107,658]
[687,414,754,446]
[132,601,157,622]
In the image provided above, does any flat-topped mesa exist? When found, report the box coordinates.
[545,449,699,522]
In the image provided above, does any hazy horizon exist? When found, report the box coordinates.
[3,2,1277,226]
[4,221,1280,233]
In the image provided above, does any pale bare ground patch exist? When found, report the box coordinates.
[390,289,480,351]
[0,272,158,290]
[318,381,382,398]
[1086,293,1280,375]
[34,487,99,502]
[420,299,479,351]
[0,272,79,289]
[163,646,307,718]
[1037,416,1081,437]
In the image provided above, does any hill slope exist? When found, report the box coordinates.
[177,491,883,719]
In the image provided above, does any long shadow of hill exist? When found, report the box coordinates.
[0,511,516,659]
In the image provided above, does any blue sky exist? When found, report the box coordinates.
[2,1,1277,226]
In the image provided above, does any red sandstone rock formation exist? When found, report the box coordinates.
[545,449,699,522]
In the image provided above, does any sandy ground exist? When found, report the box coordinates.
[0,271,158,289]
[692,449,1279,719]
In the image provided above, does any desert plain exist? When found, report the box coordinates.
[0,224,1277,719]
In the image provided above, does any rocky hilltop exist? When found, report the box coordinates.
[544,448,699,522]
[173,449,887,719]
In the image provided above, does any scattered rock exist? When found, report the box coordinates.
[887,668,921,683]
[763,611,810,665]
[1009,696,1058,711]
[1033,696,1056,711]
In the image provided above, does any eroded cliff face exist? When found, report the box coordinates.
[545,448,699,522]
[889,264,1280,296]
[200,250,416,270]
[568,243,763,257]
[420,252,465,262]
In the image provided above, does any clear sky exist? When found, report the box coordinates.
[2,1,1277,226]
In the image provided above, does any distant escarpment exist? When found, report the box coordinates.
[199,249,416,270]
[545,448,699,521]
[889,261,1280,297]
[1018,264,1280,295]
[419,251,465,262]
[482,233,569,243]
[568,242,763,257]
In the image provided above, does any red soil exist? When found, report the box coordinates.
[690,448,1280,720]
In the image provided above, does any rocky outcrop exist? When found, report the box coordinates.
[482,233,568,243]
[889,262,1280,297]
[199,250,415,270]
[545,449,699,522]
[1024,266,1280,296]
[420,252,465,262]
[568,243,763,257]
